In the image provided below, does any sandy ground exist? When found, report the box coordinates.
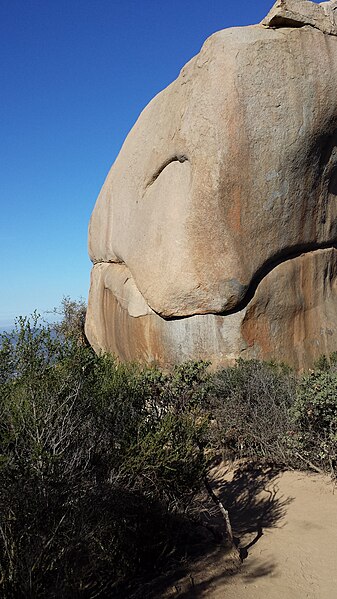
[159,463,337,599]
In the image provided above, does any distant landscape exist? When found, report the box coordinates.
[0,326,12,334]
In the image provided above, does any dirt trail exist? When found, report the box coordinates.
[162,465,337,599]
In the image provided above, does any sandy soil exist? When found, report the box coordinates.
[159,463,337,599]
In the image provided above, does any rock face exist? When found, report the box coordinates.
[86,0,337,370]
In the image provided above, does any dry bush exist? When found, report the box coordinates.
[208,359,296,465]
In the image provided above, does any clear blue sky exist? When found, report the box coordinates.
[0,0,308,327]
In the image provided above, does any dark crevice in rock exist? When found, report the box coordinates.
[228,241,337,315]
[267,16,307,28]
[157,241,337,321]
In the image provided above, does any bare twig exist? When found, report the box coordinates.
[294,451,324,475]
[204,477,236,548]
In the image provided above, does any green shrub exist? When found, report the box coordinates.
[4,302,337,596]
[293,369,337,474]
[313,351,337,372]
[0,314,208,598]
[208,356,337,475]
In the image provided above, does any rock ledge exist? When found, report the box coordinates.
[261,0,337,36]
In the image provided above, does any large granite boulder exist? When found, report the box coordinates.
[86,0,337,370]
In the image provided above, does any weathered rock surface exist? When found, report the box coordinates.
[262,0,337,35]
[86,0,337,370]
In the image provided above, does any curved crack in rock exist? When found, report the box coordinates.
[93,242,337,321]
[217,241,337,318]
[145,154,189,191]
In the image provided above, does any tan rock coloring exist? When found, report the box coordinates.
[86,0,337,370]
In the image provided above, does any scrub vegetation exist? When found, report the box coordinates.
[0,300,336,597]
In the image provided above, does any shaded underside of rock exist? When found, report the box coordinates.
[86,1,337,370]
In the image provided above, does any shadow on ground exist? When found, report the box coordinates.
[129,461,293,598]
[211,461,292,536]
